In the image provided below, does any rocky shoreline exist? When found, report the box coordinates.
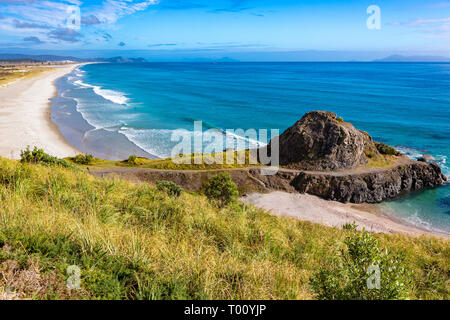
[252,158,446,204]
[291,160,446,203]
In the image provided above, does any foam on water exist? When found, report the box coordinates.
[118,128,174,158]
[396,146,449,176]
[73,79,130,105]
[119,127,267,158]
[70,96,126,130]
[395,146,424,159]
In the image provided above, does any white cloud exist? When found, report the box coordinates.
[0,0,160,44]
[0,1,75,28]
[93,0,160,24]
[388,17,450,38]
[425,2,450,9]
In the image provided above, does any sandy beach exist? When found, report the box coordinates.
[0,64,80,159]
[241,191,446,237]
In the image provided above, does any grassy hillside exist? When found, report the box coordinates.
[0,157,448,300]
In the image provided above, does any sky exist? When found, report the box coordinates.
[0,0,449,60]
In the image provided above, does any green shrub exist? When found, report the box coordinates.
[204,173,239,207]
[127,155,137,165]
[337,116,344,122]
[72,154,94,165]
[310,228,411,300]
[20,146,72,168]
[365,150,375,159]
[375,143,400,156]
[156,180,182,197]
[342,222,357,231]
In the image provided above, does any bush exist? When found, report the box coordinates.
[310,228,411,300]
[336,116,344,123]
[204,173,239,207]
[127,155,137,165]
[342,222,357,231]
[156,180,182,197]
[72,154,94,165]
[20,146,72,168]
[375,143,400,156]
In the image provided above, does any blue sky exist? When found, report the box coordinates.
[0,0,449,60]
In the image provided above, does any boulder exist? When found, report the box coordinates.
[262,111,380,171]
[418,154,435,163]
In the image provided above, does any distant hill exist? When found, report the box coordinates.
[100,56,148,63]
[175,57,240,63]
[0,53,86,62]
[0,53,148,64]
[216,57,240,62]
[374,55,450,62]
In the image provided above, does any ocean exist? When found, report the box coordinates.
[50,62,450,234]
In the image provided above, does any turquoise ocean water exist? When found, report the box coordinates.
[52,62,450,234]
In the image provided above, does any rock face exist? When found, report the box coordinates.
[265,111,380,171]
[290,161,446,203]
[90,161,447,204]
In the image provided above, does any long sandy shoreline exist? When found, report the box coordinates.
[0,64,81,159]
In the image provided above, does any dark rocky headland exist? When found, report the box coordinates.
[259,111,447,203]
[90,111,447,204]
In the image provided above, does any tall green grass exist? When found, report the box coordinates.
[0,157,448,299]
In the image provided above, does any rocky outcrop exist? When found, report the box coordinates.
[290,160,446,203]
[263,111,380,171]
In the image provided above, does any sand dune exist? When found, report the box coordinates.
[0,65,80,159]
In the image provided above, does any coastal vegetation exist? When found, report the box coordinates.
[69,150,261,171]
[366,154,395,168]
[311,224,411,299]
[72,154,94,165]
[20,146,74,169]
[127,155,138,165]
[156,180,182,198]
[375,143,401,156]
[0,156,448,300]
[204,173,239,207]
[0,65,53,86]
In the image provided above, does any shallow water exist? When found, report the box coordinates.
[51,62,450,234]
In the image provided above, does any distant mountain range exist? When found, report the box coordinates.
[374,55,450,62]
[0,53,149,64]
[103,56,148,63]
[2,53,449,63]
[0,53,241,64]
